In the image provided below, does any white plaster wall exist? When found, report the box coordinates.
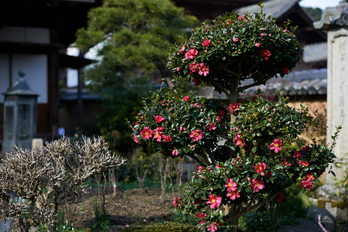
[12,54,48,103]
[0,54,48,103]
[326,28,348,186]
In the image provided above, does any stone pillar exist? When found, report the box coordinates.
[314,1,348,187]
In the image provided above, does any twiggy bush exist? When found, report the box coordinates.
[0,136,126,232]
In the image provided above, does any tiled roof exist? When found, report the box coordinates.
[197,69,327,99]
[236,0,299,19]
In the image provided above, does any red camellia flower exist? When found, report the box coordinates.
[255,43,260,47]
[183,96,189,102]
[164,135,172,142]
[155,115,165,123]
[179,45,186,53]
[301,179,313,190]
[276,192,284,202]
[293,151,303,159]
[198,63,209,76]
[184,49,198,59]
[298,160,309,167]
[302,145,310,152]
[306,172,315,181]
[233,135,246,147]
[227,189,240,200]
[254,162,267,176]
[250,179,264,192]
[153,128,163,142]
[193,78,201,86]
[189,62,199,73]
[206,194,222,209]
[133,135,140,144]
[269,139,283,153]
[173,197,180,206]
[225,178,238,192]
[189,130,204,141]
[206,122,216,131]
[207,222,218,232]
[233,38,239,42]
[202,39,211,47]
[197,212,207,224]
[281,158,291,167]
[140,127,153,139]
[229,102,239,115]
[282,66,289,74]
[172,149,179,156]
[261,49,271,60]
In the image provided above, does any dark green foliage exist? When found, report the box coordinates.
[302,7,322,22]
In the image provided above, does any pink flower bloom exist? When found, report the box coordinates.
[180,126,186,131]
[260,33,264,37]
[229,102,240,115]
[155,115,165,123]
[207,222,218,232]
[233,38,239,42]
[226,190,240,200]
[254,162,267,176]
[255,43,260,47]
[298,160,309,167]
[179,45,186,53]
[173,197,180,206]
[140,127,153,139]
[293,151,303,159]
[164,135,172,142]
[282,66,289,74]
[281,158,291,167]
[190,130,204,141]
[153,128,163,142]
[183,96,189,102]
[206,122,217,131]
[202,39,211,47]
[269,139,283,153]
[198,63,209,76]
[206,194,222,209]
[251,179,264,192]
[276,192,284,202]
[172,149,179,156]
[184,49,198,59]
[197,166,205,174]
[176,67,180,72]
[306,172,315,181]
[225,178,238,192]
[193,78,201,86]
[261,49,271,60]
[233,135,246,147]
[133,135,140,144]
[189,62,199,73]
[301,179,313,190]
[238,15,245,21]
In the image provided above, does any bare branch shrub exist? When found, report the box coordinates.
[0,136,126,232]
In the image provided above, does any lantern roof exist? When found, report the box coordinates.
[2,70,39,97]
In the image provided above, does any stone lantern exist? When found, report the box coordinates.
[2,70,39,156]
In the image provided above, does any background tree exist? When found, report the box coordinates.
[74,0,198,154]
[302,7,322,22]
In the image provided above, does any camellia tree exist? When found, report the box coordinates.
[131,5,339,232]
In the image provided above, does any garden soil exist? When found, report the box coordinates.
[66,188,176,231]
